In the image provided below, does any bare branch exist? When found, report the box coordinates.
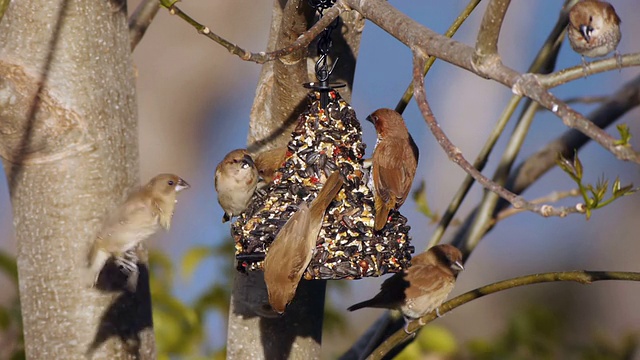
[494,188,581,223]
[128,0,160,51]
[160,0,342,63]
[412,54,583,218]
[344,0,640,163]
[369,270,640,359]
[511,74,640,163]
[474,0,511,57]
[539,52,640,88]
[395,0,481,114]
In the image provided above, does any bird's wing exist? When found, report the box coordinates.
[404,263,454,300]
[377,271,410,303]
[397,135,419,207]
[96,193,157,253]
[264,203,312,282]
[373,140,408,204]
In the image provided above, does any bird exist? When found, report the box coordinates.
[254,146,288,185]
[215,149,259,222]
[367,108,419,231]
[87,174,190,290]
[568,0,621,61]
[264,171,344,314]
[347,244,464,332]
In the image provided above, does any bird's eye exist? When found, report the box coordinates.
[588,15,593,24]
[241,161,249,169]
[168,180,175,186]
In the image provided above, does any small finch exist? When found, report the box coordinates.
[254,146,288,185]
[568,0,621,59]
[367,108,419,231]
[264,171,344,314]
[87,174,190,290]
[215,149,259,222]
[347,244,463,331]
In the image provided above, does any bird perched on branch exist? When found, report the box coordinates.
[347,244,464,332]
[215,149,259,222]
[367,108,419,231]
[264,171,344,314]
[568,0,621,61]
[87,174,190,291]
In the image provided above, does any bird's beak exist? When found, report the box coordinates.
[243,154,255,167]
[176,178,190,192]
[452,261,464,272]
[579,24,592,42]
[365,115,374,124]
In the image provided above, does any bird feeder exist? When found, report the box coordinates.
[232,90,414,280]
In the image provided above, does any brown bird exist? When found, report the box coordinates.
[215,149,259,222]
[568,0,621,59]
[254,146,288,185]
[264,171,344,314]
[347,244,463,331]
[87,174,190,290]
[367,108,419,231]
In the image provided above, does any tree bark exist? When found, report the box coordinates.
[227,1,363,359]
[0,0,153,358]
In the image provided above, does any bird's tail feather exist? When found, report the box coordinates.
[374,196,391,231]
[347,299,376,312]
[310,171,343,215]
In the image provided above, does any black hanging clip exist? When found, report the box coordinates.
[303,0,345,109]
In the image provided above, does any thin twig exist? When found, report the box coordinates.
[494,188,581,223]
[539,52,640,89]
[159,0,341,63]
[129,0,161,51]
[395,0,481,114]
[428,1,572,249]
[535,96,610,112]
[343,0,640,163]
[412,54,583,218]
[368,270,640,359]
[512,73,640,163]
[475,0,511,57]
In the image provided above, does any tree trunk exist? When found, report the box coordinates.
[0,0,153,358]
[227,1,363,358]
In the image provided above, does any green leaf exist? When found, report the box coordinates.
[412,180,437,221]
[615,124,632,146]
[0,306,10,328]
[182,246,214,280]
[573,152,583,180]
[149,250,175,284]
[193,284,230,316]
[556,153,579,182]
[0,250,18,282]
[416,325,457,354]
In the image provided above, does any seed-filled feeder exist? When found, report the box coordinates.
[232,0,414,281]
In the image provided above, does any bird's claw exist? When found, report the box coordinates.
[403,317,418,336]
[581,56,590,78]
[615,51,622,71]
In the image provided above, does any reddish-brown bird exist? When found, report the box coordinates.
[264,171,344,314]
[215,149,259,222]
[568,0,621,59]
[367,108,419,231]
[87,174,190,290]
[347,244,463,331]
[254,146,288,185]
